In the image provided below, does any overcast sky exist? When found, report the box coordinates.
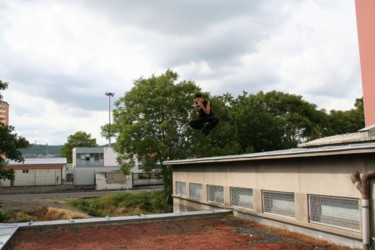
[0,0,362,146]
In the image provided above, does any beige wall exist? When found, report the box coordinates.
[0,100,9,126]
[172,153,375,243]
[173,155,371,199]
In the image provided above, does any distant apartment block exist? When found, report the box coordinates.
[356,0,375,126]
[0,100,9,125]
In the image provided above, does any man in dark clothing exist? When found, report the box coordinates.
[189,93,219,136]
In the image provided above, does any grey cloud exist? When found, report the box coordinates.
[79,0,290,35]
[7,67,109,112]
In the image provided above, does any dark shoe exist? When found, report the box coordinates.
[202,129,210,136]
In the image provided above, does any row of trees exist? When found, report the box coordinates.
[103,70,363,172]
[1,72,364,187]
[93,70,363,196]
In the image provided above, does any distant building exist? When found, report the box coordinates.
[71,147,162,189]
[0,158,67,187]
[72,147,121,187]
[356,0,375,127]
[0,100,9,126]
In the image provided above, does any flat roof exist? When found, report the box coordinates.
[163,142,375,165]
[7,158,67,165]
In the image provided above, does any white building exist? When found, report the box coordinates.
[72,147,140,189]
[1,158,66,187]
[72,147,163,189]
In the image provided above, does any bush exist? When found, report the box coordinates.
[66,191,172,217]
[0,211,8,222]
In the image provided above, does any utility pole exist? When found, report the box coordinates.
[105,92,114,147]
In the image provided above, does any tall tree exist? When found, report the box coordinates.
[60,131,97,163]
[324,97,365,136]
[0,80,30,181]
[230,91,327,152]
[111,70,204,196]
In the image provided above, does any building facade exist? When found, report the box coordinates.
[165,130,375,248]
[72,147,162,189]
[356,0,375,127]
[0,158,66,187]
[72,147,123,187]
[0,100,9,126]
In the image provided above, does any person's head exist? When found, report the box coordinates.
[194,92,204,102]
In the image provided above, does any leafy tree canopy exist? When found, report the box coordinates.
[323,97,365,136]
[230,91,329,152]
[60,131,97,163]
[112,70,200,172]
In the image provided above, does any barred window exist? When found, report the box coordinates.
[309,195,360,231]
[207,185,224,204]
[230,187,253,209]
[176,181,186,196]
[263,191,295,218]
[189,183,202,200]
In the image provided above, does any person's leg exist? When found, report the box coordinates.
[201,116,219,135]
[189,118,205,130]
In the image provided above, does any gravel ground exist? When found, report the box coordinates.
[7,216,356,250]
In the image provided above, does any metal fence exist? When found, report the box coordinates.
[132,173,163,187]
[189,183,202,200]
[230,187,254,209]
[263,190,295,218]
[207,185,224,204]
[176,181,186,196]
[309,195,360,231]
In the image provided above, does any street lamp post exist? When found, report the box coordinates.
[105,92,114,147]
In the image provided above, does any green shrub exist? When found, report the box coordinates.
[0,211,8,222]
[66,191,172,217]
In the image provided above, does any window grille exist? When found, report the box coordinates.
[176,181,186,196]
[207,185,224,204]
[263,191,295,218]
[189,183,202,200]
[230,187,253,209]
[309,195,360,231]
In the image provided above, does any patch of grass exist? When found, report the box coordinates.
[65,191,172,217]
[2,207,88,223]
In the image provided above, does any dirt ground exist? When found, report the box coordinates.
[1,197,359,250]
[1,197,81,213]
[7,216,355,250]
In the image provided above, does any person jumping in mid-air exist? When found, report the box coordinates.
[189,92,219,136]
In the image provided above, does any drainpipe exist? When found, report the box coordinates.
[351,170,375,250]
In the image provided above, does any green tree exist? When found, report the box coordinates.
[0,80,30,181]
[111,70,204,197]
[230,91,327,152]
[323,97,365,136]
[203,94,242,156]
[60,131,97,163]
[0,80,8,100]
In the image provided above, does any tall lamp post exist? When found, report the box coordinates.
[105,92,114,147]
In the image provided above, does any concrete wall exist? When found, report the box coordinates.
[356,0,375,127]
[13,169,61,186]
[73,167,121,185]
[95,171,132,190]
[103,147,117,166]
[171,153,375,247]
